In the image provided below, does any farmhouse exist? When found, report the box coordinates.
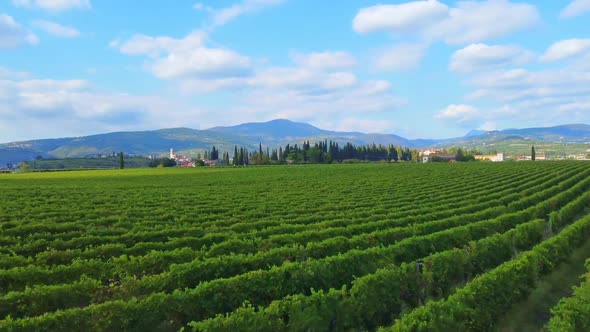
[474,153,505,162]
[422,154,457,163]
[420,148,442,156]
[201,158,217,166]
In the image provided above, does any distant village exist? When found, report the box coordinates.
[420,147,590,163]
[420,149,505,163]
[165,148,217,167]
[164,145,589,168]
[2,144,590,171]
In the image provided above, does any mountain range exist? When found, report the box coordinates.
[1,120,590,165]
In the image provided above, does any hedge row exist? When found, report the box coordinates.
[546,259,590,332]
[387,209,590,331]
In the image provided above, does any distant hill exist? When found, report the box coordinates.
[0,128,257,165]
[446,124,590,147]
[209,119,412,147]
[210,119,332,138]
[1,120,589,165]
[500,124,590,142]
[464,129,486,137]
[433,124,590,156]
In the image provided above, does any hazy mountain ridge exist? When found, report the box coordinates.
[1,120,589,165]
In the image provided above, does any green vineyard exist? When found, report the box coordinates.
[1,162,590,331]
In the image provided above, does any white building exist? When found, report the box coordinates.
[474,153,505,162]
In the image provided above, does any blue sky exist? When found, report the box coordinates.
[1,0,590,142]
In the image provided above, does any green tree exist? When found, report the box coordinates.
[456,148,465,162]
[532,145,536,161]
[278,147,284,164]
[307,146,322,163]
[119,152,124,169]
[150,157,176,167]
[287,149,303,162]
[210,146,219,160]
[239,147,244,166]
[17,162,31,173]
[223,151,230,165]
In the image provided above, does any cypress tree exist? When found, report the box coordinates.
[532,146,536,161]
[119,152,124,169]
[210,146,218,160]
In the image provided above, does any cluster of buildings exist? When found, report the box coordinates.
[420,148,505,163]
[168,148,217,167]
[513,154,546,161]
[421,149,457,163]
[474,153,506,162]
[169,148,196,167]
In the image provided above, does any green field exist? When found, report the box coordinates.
[439,139,590,158]
[1,162,590,331]
[29,157,152,170]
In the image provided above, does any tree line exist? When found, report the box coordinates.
[148,141,483,168]
[217,141,421,166]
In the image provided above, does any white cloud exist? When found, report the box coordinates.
[117,31,252,80]
[468,68,590,102]
[233,78,404,123]
[251,67,357,91]
[0,73,206,142]
[431,1,539,44]
[560,0,590,18]
[450,43,534,73]
[373,43,427,72]
[0,67,29,79]
[178,68,403,126]
[117,30,373,104]
[312,118,399,134]
[12,0,91,12]
[114,17,404,131]
[292,51,356,71]
[540,39,590,62]
[177,77,249,94]
[210,0,285,27]
[32,20,80,38]
[435,104,481,126]
[479,121,497,131]
[173,76,403,133]
[177,67,361,95]
[354,0,540,45]
[557,101,590,113]
[151,48,251,79]
[117,31,206,57]
[353,0,449,34]
[115,31,404,131]
[460,64,590,126]
[0,14,38,49]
